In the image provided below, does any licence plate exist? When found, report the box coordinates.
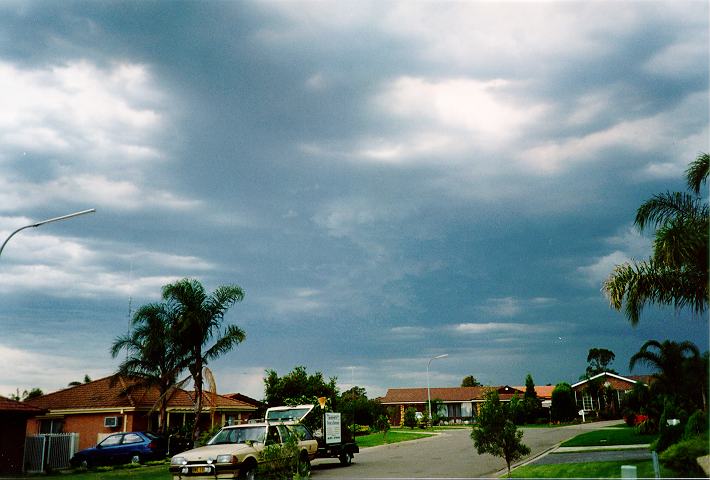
[192,466,212,474]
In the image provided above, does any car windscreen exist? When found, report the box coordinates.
[208,426,266,445]
[266,407,311,422]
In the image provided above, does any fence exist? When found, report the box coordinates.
[23,433,79,473]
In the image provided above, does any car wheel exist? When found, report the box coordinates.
[78,458,90,469]
[339,452,353,466]
[130,454,141,464]
[240,460,257,480]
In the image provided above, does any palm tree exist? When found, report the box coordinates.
[162,278,245,440]
[603,153,709,324]
[111,302,185,434]
[629,339,702,409]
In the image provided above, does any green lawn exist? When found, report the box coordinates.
[355,430,435,447]
[507,459,678,478]
[560,426,656,447]
[50,464,170,480]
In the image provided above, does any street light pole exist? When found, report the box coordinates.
[427,353,448,426]
[0,209,96,259]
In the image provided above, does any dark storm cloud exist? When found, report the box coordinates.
[0,1,707,398]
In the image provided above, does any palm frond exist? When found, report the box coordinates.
[686,152,709,195]
[635,192,703,231]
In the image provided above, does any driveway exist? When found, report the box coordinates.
[311,421,622,478]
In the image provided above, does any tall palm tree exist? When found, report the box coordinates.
[603,153,709,324]
[629,339,702,408]
[111,302,185,434]
[162,278,245,440]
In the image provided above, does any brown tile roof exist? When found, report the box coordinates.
[224,393,264,408]
[380,386,497,404]
[26,376,256,412]
[511,385,555,399]
[0,395,44,413]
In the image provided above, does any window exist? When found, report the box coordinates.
[447,403,462,418]
[39,419,64,434]
[123,433,143,444]
[99,434,123,447]
[582,394,593,411]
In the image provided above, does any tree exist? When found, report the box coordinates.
[629,339,702,411]
[111,302,185,434]
[68,375,92,387]
[551,383,577,423]
[523,374,542,423]
[603,153,709,324]
[461,375,481,387]
[264,365,338,408]
[338,386,384,428]
[471,390,530,474]
[162,278,246,440]
[585,348,617,377]
[9,387,43,401]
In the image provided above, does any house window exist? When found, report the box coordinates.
[582,394,593,411]
[447,403,462,418]
[39,419,64,434]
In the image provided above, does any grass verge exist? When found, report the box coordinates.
[48,464,170,480]
[560,426,655,447]
[507,459,677,478]
[356,430,435,447]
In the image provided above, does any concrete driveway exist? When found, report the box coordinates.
[311,420,622,478]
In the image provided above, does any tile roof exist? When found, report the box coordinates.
[0,395,44,413]
[26,376,256,412]
[381,386,498,403]
[511,385,555,399]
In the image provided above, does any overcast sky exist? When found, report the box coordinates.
[1,1,707,401]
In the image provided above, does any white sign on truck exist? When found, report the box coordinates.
[325,412,342,444]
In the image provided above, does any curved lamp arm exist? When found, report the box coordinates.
[0,209,96,259]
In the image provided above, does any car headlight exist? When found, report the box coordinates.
[216,454,235,464]
[170,456,187,466]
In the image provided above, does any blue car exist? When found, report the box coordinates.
[70,431,166,467]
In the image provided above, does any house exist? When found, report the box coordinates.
[571,372,647,416]
[25,376,257,450]
[0,395,44,474]
[379,385,526,426]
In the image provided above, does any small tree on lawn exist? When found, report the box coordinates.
[471,390,530,475]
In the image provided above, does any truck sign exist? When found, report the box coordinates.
[325,412,342,444]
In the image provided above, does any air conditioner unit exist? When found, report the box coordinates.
[104,416,120,428]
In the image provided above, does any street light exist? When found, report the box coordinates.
[427,353,448,426]
[0,209,96,259]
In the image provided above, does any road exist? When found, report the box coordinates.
[311,420,622,478]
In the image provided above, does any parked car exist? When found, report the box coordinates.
[170,406,319,479]
[70,431,166,467]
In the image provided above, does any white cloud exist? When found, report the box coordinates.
[452,322,542,335]
[0,343,109,395]
[520,91,707,176]
[389,326,431,339]
[577,226,652,285]
[0,217,214,298]
[259,288,324,315]
[0,59,200,213]
[477,297,522,318]
[644,38,709,78]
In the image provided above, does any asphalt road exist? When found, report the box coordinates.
[310,420,623,478]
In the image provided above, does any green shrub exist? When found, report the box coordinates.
[551,383,577,422]
[658,432,709,477]
[636,418,656,435]
[683,410,708,440]
[403,407,418,429]
[653,400,687,452]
